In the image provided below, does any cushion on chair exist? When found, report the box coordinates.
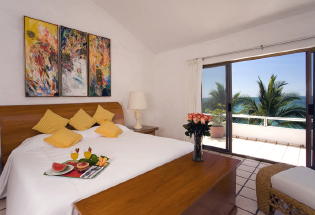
[271,166,315,210]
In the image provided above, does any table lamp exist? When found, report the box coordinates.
[128,91,147,129]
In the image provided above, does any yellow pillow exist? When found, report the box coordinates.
[44,128,82,148]
[93,105,115,124]
[95,121,123,138]
[69,109,96,131]
[32,109,69,134]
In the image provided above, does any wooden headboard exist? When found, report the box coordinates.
[0,102,124,165]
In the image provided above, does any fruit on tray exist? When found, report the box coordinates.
[52,162,67,172]
[84,147,92,159]
[96,156,108,167]
[77,162,89,172]
[71,148,80,160]
[79,154,99,165]
[65,161,78,167]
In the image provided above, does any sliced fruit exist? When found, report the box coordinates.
[65,161,78,167]
[52,162,67,172]
[77,162,89,171]
[96,157,108,167]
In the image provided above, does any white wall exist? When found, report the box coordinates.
[233,124,305,147]
[150,10,315,140]
[0,0,154,125]
[2,1,315,141]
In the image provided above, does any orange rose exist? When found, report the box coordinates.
[193,117,199,123]
[200,117,206,124]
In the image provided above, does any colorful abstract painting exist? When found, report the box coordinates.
[60,26,88,96]
[88,34,111,97]
[24,17,59,96]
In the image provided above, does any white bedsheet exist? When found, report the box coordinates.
[0,126,193,215]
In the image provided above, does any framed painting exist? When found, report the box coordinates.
[60,26,88,96]
[24,16,59,96]
[88,34,111,97]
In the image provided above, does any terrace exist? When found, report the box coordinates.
[203,114,306,166]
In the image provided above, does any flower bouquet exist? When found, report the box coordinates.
[183,113,212,161]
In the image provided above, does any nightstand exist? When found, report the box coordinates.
[128,125,159,135]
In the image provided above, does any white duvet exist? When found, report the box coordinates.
[0,125,193,215]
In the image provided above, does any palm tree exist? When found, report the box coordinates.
[238,75,306,128]
[203,82,241,113]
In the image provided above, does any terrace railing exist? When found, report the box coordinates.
[231,114,306,126]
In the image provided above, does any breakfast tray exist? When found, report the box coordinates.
[44,161,110,179]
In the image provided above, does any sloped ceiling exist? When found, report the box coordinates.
[92,0,315,52]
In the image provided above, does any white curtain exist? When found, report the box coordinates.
[186,58,203,114]
[184,58,203,141]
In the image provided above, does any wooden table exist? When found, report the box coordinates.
[75,152,240,215]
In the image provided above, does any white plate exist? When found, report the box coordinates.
[45,165,74,176]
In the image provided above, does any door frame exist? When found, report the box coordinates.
[202,63,232,153]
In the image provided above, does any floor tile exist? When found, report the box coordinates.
[239,187,257,201]
[249,173,257,181]
[0,199,5,210]
[236,184,242,194]
[236,207,253,215]
[237,169,252,179]
[236,195,257,214]
[232,156,245,161]
[236,176,247,186]
[238,165,256,173]
[242,159,260,168]
[244,180,256,190]
[257,211,265,215]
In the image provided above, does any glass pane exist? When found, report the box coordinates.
[202,66,227,150]
[232,52,306,166]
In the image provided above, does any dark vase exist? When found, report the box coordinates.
[193,134,203,162]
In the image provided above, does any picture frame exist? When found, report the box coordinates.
[24,16,59,97]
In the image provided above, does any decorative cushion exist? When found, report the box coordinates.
[93,105,115,124]
[95,121,123,138]
[32,109,69,134]
[271,166,315,210]
[69,109,96,131]
[44,128,82,148]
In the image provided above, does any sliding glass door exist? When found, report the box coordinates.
[201,64,232,152]
[202,49,315,168]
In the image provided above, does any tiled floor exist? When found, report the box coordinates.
[0,151,282,215]
[207,151,284,215]
[204,137,306,166]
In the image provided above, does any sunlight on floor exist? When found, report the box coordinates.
[203,137,306,166]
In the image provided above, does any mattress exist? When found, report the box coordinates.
[0,125,193,215]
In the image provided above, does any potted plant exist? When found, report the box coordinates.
[207,104,225,138]
[183,113,212,162]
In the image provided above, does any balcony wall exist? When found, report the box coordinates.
[232,123,305,147]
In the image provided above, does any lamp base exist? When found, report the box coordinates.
[134,110,142,130]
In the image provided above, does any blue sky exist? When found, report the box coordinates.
[202,52,306,98]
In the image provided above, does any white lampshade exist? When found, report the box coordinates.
[128,91,147,110]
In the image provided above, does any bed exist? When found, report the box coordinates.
[0,102,194,215]
[0,102,239,215]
